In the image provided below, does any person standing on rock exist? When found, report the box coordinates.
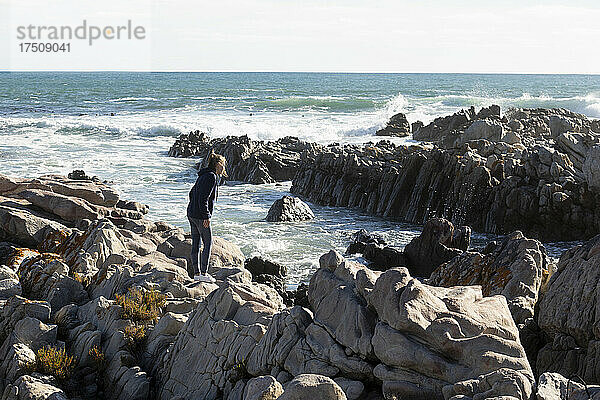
[187,152,227,283]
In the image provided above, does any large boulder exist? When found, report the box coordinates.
[368,267,534,399]
[1,374,69,400]
[266,196,314,222]
[157,282,285,400]
[0,204,70,249]
[278,374,346,400]
[243,375,284,400]
[376,113,411,137]
[346,230,407,271]
[403,218,470,277]
[584,145,600,192]
[536,372,600,400]
[536,234,600,383]
[429,231,551,325]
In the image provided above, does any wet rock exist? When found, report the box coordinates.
[403,218,467,277]
[169,132,315,183]
[266,196,314,222]
[68,169,94,181]
[291,107,600,241]
[375,112,410,137]
[413,106,477,142]
[245,256,287,299]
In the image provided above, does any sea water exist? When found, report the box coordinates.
[1,72,599,285]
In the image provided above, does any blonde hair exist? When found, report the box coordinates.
[207,153,226,173]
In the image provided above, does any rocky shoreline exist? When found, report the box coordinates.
[1,171,600,399]
[170,106,600,242]
[1,105,599,399]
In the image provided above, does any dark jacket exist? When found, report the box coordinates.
[187,167,218,220]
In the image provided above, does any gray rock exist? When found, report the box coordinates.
[584,145,600,191]
[168,132,314,184]
[334,378,364,400]
[1,374,69,400]
[266,196,314,222]
[0,266,20,299]
[0,204,70,249]
[243,375,284,400]
[18,189,100,222]
[429,231,551,325]
[368,267,534,399]
[278,374,347,400]
[290,107,600,241]
[535,372,600,400]
[537,234,600,383]
[403,218,466,277]
[376,113,411,137]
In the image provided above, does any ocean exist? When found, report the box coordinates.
[1,71,599,285]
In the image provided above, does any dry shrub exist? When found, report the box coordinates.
[115,287,167,322]
[33,346,76,381]
[88,345,106,371]
[123,324,146,347]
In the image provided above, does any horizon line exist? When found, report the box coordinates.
[1,70,600,76]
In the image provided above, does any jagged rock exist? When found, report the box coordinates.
[278,374,347,400]
[345,230,407,271]
[413,107,477,142]
[1,373,69,400]
[17,257,88,316]
[68,169,94,181]
[334,378,364,400]
[55,296,150,400]
[168,132,315,183]
[0,266,20,299]
[245,257,287,299]
[290,109,600,241]
[584,145,600,191]
[308,258,377,358]
[144,313,187,373]
[46,219,133,278]
[403,218,467,277]
[537,234,600,383]
[429,231,551,325]
[243,375,284,400]
[346,229,386,255]
[157,282,285,400]
[376,113,410,137]
[536,372,600,399]
[368,267,534,399]
[290,283,309,309]
[266,196,314,222]
[0,204,70,248]
[461,119,504,144]
[0,296,51,344]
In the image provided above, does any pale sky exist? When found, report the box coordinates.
[1,0,599,73]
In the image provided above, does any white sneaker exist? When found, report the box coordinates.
[193,274,202,281]
[203,273,216,283]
